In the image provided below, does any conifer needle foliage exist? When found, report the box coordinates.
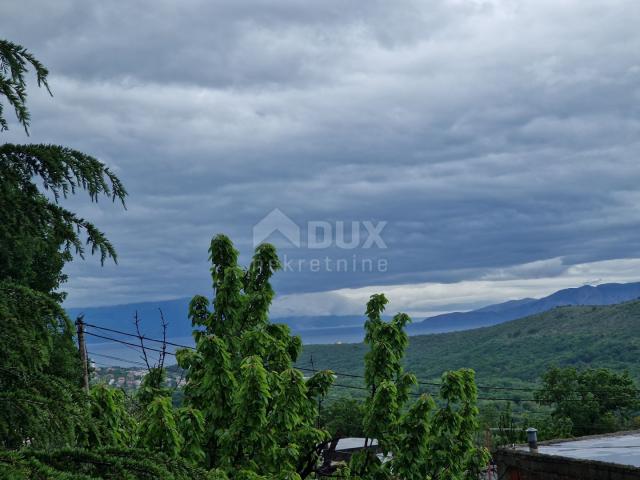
[0,142,127,448]
[0,39,127,456]
[0,39,50,134]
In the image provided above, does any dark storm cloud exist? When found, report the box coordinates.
[2,0,640,310]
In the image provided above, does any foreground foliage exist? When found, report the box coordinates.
[0,281,84,449]
[347,294,489,479]
[0,39,50,133]
[176,235,333,477]
[320,398,366,438]
[2,232,490,479]
[0,39,127,451]
[0,448,221,480]
[170,235,487,479]
[0,37,488,479]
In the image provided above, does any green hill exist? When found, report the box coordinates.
[299,300,640,391]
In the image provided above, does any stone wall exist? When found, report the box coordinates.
[494,448,640,480]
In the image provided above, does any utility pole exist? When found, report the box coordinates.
[310,355,322,428]
[76,315,89,393]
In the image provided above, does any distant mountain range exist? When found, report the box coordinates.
[408,281,640,334]
[65,298,368,346]
[66,281,640,351]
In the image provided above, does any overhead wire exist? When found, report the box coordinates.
[83,327,640,431]
[86,351,149,367]
[82,323,640,402]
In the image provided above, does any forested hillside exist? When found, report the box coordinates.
[300,300,640,389]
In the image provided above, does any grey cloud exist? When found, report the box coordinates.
[1,0,460,88]
[2,0,640,308]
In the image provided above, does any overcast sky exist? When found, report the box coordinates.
[3,0,640,317]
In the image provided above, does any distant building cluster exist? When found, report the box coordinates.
[92,366,185,391]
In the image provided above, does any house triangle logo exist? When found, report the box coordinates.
[253,208,301,248]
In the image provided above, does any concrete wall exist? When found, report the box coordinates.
[494,449,640,480]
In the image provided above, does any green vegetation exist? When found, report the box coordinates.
[352,291,488,479]
[320,398,365,438]
[535,366,639,437]
[2,205,488,478]
[300,301,640,443]
[0,36,207,479]
[3,35,639,479]
[0,39,126,451]
[0,39,50,133]
[174,235,332,475]
[0,448,218,480]
[300,301,640,389]
[167,235,487,478]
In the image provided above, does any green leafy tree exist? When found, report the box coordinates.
[350,294,490,480]
[132,367,207,464]
[176,235,334,477]
[0,36,214,479]
[176,236,488,479]
[0,447,223,480]
[50,235,490,479]
[79,365,207,468]
[135,366,171,410]
[0,39,125,300]
[82,384,135,448]
[137,396,183,457]
[176,407,207,465]
[535,366,639,436]
[0,143,126,297]
[320,398,365,438]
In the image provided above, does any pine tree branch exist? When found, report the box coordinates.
[0,39,51,134]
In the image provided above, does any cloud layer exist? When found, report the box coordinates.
[2,0,640,312]
[271,257,640,317]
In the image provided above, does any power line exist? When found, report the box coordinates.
[296,366,537,393]
[84,331,177,356]
[296,366,640,402]
[87,351,148,367]
[84,333,539,402]
[85,325,538,393]
[91,361,118,368]
[78,324,549,393]
[83,322,194,350]
[82,325,640,401]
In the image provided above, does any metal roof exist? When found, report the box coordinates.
[520,432,640,467]
[335,438,378,451]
